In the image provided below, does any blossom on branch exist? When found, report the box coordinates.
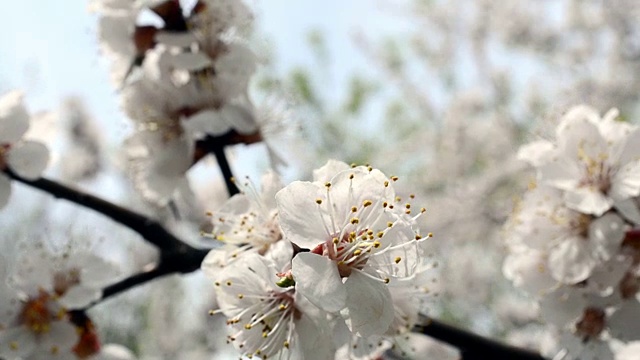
[0,91,50,208]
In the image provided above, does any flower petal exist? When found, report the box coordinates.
[343,270,394,337]
[563,187,613,216]
[276,181,329,248]
[7,141,49,179]
[548,236,595,284]
[0,90,29,143]
[291,252,346,313]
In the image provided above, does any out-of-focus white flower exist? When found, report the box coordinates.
[209,249,334,360]
[506,184,627,284]
[206,171,283,249]
[528,106,640,221]
[0,257,76,359]
[0,91,50,208]
[277,160,430,337]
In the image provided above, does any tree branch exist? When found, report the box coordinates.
[413,315,546,360]
[6,169,183,251]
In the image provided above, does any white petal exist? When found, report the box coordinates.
[291,253,346,313]
[614,198,640,225]
[343,271,394,337]
[563,187,613,216]
[588,213,626,261]
[7,141,49,179]
[556,107,607,161]
[539,157,581,190]
[312,160,351,183]
[59,285,101,309]
[617,128,640,166]
[276,181,329,249]
[0,327,35,357]
[40,321,78,352]
[0,174,11,209]
[0,90,29,143]
[517,140,555,167]
[502,251,557,295]
[538,288,586,327]
[610,160,640,202]
[548,237,595,284]
[96,344,136,360]
[292,313,335,360]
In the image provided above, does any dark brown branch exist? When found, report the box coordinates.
[6,169,183,251]
[98,245,209,304]
[413,315,546,360]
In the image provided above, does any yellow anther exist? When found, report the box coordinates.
[237,294,244,299]
[350,163,357,168]
[384,181,389,187]
[325,182,331,188]
[349,173,355,179]
[405,210,411,215]
[351,206,358,213]
[263,332,269,338]
[279,304,287,310]
[206,211,213,216]
[373,241,381,248]
[383,278,390,284]
[383,202,388,208]
[405,203,411,209]
[367,166,373,172]
[410,194,415,199]
[214,282,220,286]
[226,281,232,286]
[284,340,290,348]
[363,200,373,207]
[350,231,356,239]
[333,237,339,244]
[394,257,402,264]
[350,218,360,224]
[245,324,252,330]
[415,234,422,240]
[353,249,362,256]
[428,232,433,237]
[391,176,399,181]
[387,222,394,228]
[315,198,323,204]
[421,207,426,213]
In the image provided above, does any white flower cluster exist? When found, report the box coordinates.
[0,244,132,360]
[504,105,640,359]
[202,160,434,360]
[93,0,259,205]
[0,91,50,208]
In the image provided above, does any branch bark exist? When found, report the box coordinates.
[413,315,547,360]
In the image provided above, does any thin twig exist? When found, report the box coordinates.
[6,169,183,251]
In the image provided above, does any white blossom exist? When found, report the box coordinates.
[0,91,50,208]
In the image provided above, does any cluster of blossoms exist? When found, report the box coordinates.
[202,160,435,359]
[0,243,133,360]
[93,0,261,206]
[504,105,640,359]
